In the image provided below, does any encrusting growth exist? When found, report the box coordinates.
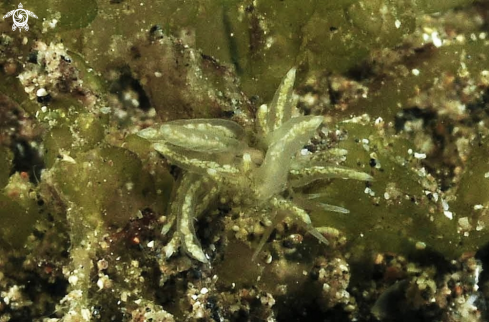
[138,68,373,263]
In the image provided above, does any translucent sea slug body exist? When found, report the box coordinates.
[138,68,372,263]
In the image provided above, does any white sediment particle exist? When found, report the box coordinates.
[431,32,443,47]
[61,153,76,164]
[415,241,426,250]
[477,220,485,231]
[242,152,255,173]
[68,275,78,286]
[362,138,370,151]
[458,217,471,230]
[442,199,449,210]
[414,152,426,159]
[364,187,375,196]
[100,106,111,114]
[442,198,453,220]
[424,190,439,202]
[81,309,91,321]
[300,148,310,156]
[36,88,48,97]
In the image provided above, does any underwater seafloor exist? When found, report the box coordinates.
[1,0,489,321]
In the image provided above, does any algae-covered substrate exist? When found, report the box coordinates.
[1,0,489,321]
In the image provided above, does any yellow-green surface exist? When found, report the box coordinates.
[0,0,487,320]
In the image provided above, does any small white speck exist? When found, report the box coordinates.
[243,153,252,162]
[68,275,78,286]
[81,309,91,321]
[147,241,154,248]
[49,19,58,29]
[414,152,426,159]
[300,148,310,156]
[412,69,420,76]
[200,288,209,295]
[444,211,453,220]
[61,154,76,164]
[431,32,443,47]
[415,241,426,250]
[484,172,489,178]
[125,182,134,191]
[364,187,375,196]
[395,20,401,29]
[97,278,104,290]
[442,199,449,211]
[36,88,48,97]
[100,107,111,114]
[474,205,484,210]
[458,217,471,230]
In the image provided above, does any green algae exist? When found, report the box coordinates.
[311,120,459,257]
[0,173,40,249]
[0,193,37,249]
[30,0,475,103]
[15,0,98,31]
[49,145,156,227]
[0,0,483,264]
[0,147,12,189]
